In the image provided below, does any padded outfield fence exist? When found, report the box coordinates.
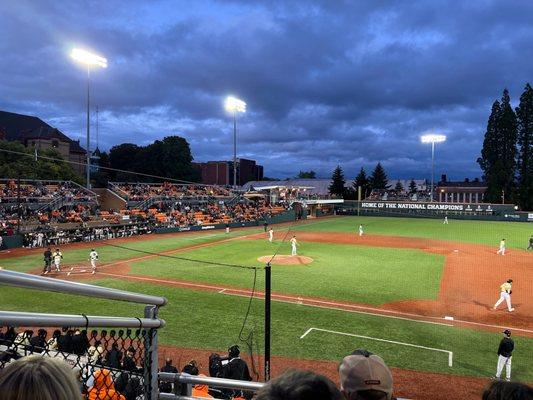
[0,269,165,400]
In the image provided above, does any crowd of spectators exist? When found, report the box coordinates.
[0,180,96,204]
[0,326,145,400]
[2,331,532,400]
[110,182,232,202]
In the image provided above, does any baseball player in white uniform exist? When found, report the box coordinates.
[268,228,274,243]
[443,216,448,224]
[493,279,514,312]
[89,249,99,274]
[290,236,298,256]
[52,249,63,272]
[358,224,364,236]
[497,239,506,255]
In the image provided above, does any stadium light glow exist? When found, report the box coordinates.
[420,134,446,144]
[421,133,447,202]
[70,47,108,189]
[71,48,108,68]
[224,96,247,189]
[225,96,246,113]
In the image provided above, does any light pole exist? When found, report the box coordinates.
[420,134,446,202]
[71,48,108,188]
[224,96,246,188]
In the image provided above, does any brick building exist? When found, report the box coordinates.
[196,158,263,186]
[0,110,86,175]
[435,175,487,203]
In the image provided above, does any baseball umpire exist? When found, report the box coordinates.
[493,329,514,381]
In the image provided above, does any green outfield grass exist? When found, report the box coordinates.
[1,280,532,382]
[127,239,444,305]
[293,216,533,249]
[0,229,261,273]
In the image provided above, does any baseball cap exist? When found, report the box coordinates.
[503,329,511,336]
[339,354,393,400]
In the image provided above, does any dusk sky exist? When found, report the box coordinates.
[1,1,532,180]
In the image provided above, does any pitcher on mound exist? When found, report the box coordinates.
[290,235,298,256]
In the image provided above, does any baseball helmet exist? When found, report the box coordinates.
[507,279,513,283]
[503,329,511,336]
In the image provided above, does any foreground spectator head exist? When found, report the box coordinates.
[0,355,82,400]
[255,369,342,400]
[483,381,533,400]
[339,353,393,400]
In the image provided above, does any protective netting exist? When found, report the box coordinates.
[0,324,154,399]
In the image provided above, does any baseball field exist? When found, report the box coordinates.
[1,215,533,399]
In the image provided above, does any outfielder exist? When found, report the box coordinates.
[443,216,448,224]
[52,248,63,272]
[493,279,514,312]
[497,239,506,255]
[358,224,364,236]
[268,228,274,243]
[290,235,298,256]
[89,248,99,274]
[493,329,514,381]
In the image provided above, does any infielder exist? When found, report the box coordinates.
[290,235,298,256]
[358,224,364,236]
[493,279,514,312]
[527,235,533,251]
[268,228,274,243]
[89,248,99,274]
[493,329,514,381]
[496,239,506,255]
[52,248,63,272]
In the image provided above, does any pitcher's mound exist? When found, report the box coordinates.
[257,255,314,265]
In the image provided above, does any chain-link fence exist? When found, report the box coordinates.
[0,269,165,400]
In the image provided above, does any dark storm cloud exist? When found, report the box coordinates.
[1,0,533,179]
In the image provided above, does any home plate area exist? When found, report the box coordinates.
[257,255,314,265]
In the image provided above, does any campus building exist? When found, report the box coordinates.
[0,110,86,175]
[197,158,263,186]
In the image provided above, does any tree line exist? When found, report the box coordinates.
[478,84,533,210]
[327,163,419,199]
[92,136,200,186]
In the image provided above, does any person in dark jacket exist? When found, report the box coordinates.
[222,345,252,399]
[493,329,515,381]
[160,358,178,393]
[124,377,142,400]
[122,348,137,372]
[29,329,47,353]
[42,247,52,275]
[72,329,89,355]
[106,342,123,369]
[57,328,74,353]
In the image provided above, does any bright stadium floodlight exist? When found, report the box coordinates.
[421,133,447,202]
[71,48,108,68]
[224,96,247,188]
[70,47,108,189]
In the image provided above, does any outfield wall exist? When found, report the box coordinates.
[154,209,297,234]
[337,201,533,222]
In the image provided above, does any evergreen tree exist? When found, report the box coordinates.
[515,83,533,210]
[297,170,316,179]
[408,179,417,195]
[353,167,369,198]
[394,180,404,193]
[478,89,518,203]
[328,165,346,197]
[369,162,389,190]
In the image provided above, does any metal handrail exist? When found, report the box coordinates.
[0,310,165,328]
[158,373,264,391]
[0,270,167,306]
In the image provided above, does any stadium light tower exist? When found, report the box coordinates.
[71,48,108,188]
[421,134,446,202]
[224,96,246,188]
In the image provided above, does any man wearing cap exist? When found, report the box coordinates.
[339,352,393,400]
[493,329,514,381]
